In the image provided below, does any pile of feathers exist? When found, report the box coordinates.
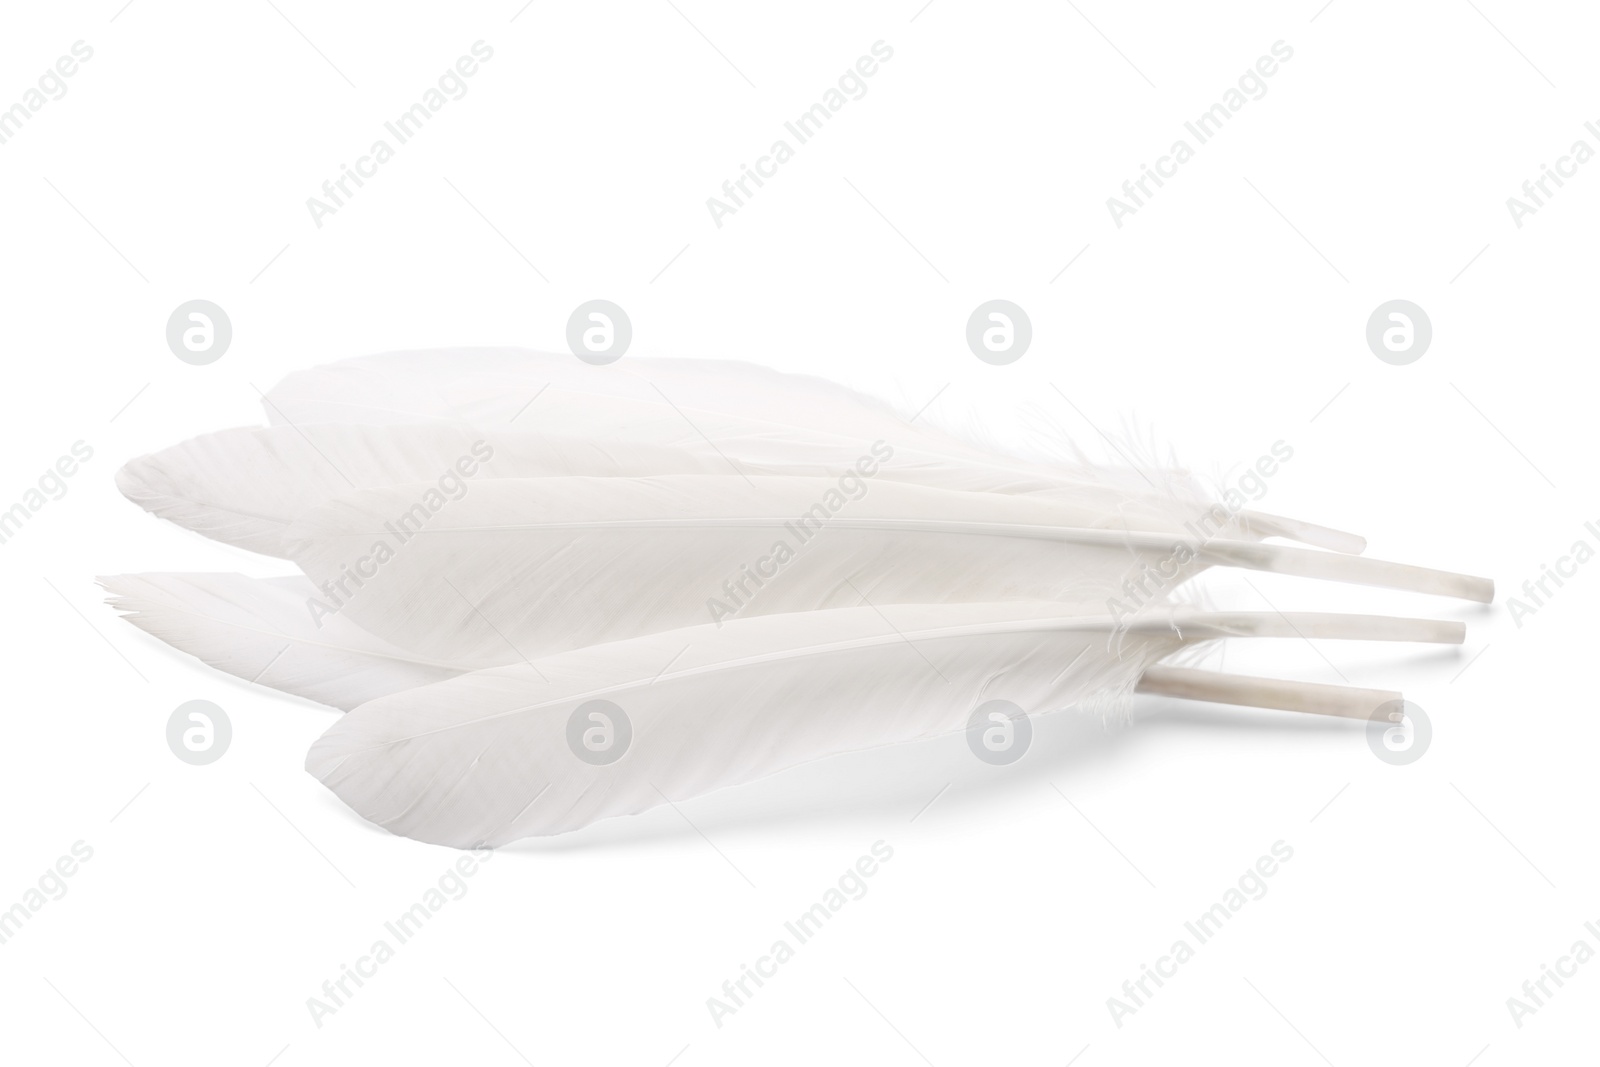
[103,349,1491,847]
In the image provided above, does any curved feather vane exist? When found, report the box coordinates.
[100,573,464,709]
[280,474,1489,667]
[115,422,1227,560]
[261,348,1362,553]
[263,347,925,437]
[115,424,729,558]
[307,603,1462,846]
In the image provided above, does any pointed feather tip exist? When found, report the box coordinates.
[304,738,370,828]
[96,573,134,607]
[110,427,270,508]
[303,734,345,783]
[302,739,476,849]
[96,572,184,612]
[113,456,158,507]
[95,574,169,629]
[110,457,199,537]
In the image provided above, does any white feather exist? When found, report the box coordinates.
[306,603,1462,846]
[102,351,1493,847]
[281,474,1489,667]
[261,348,1363,552]
[116,422,1218,560]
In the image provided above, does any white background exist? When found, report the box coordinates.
[1,1,1594,1063]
